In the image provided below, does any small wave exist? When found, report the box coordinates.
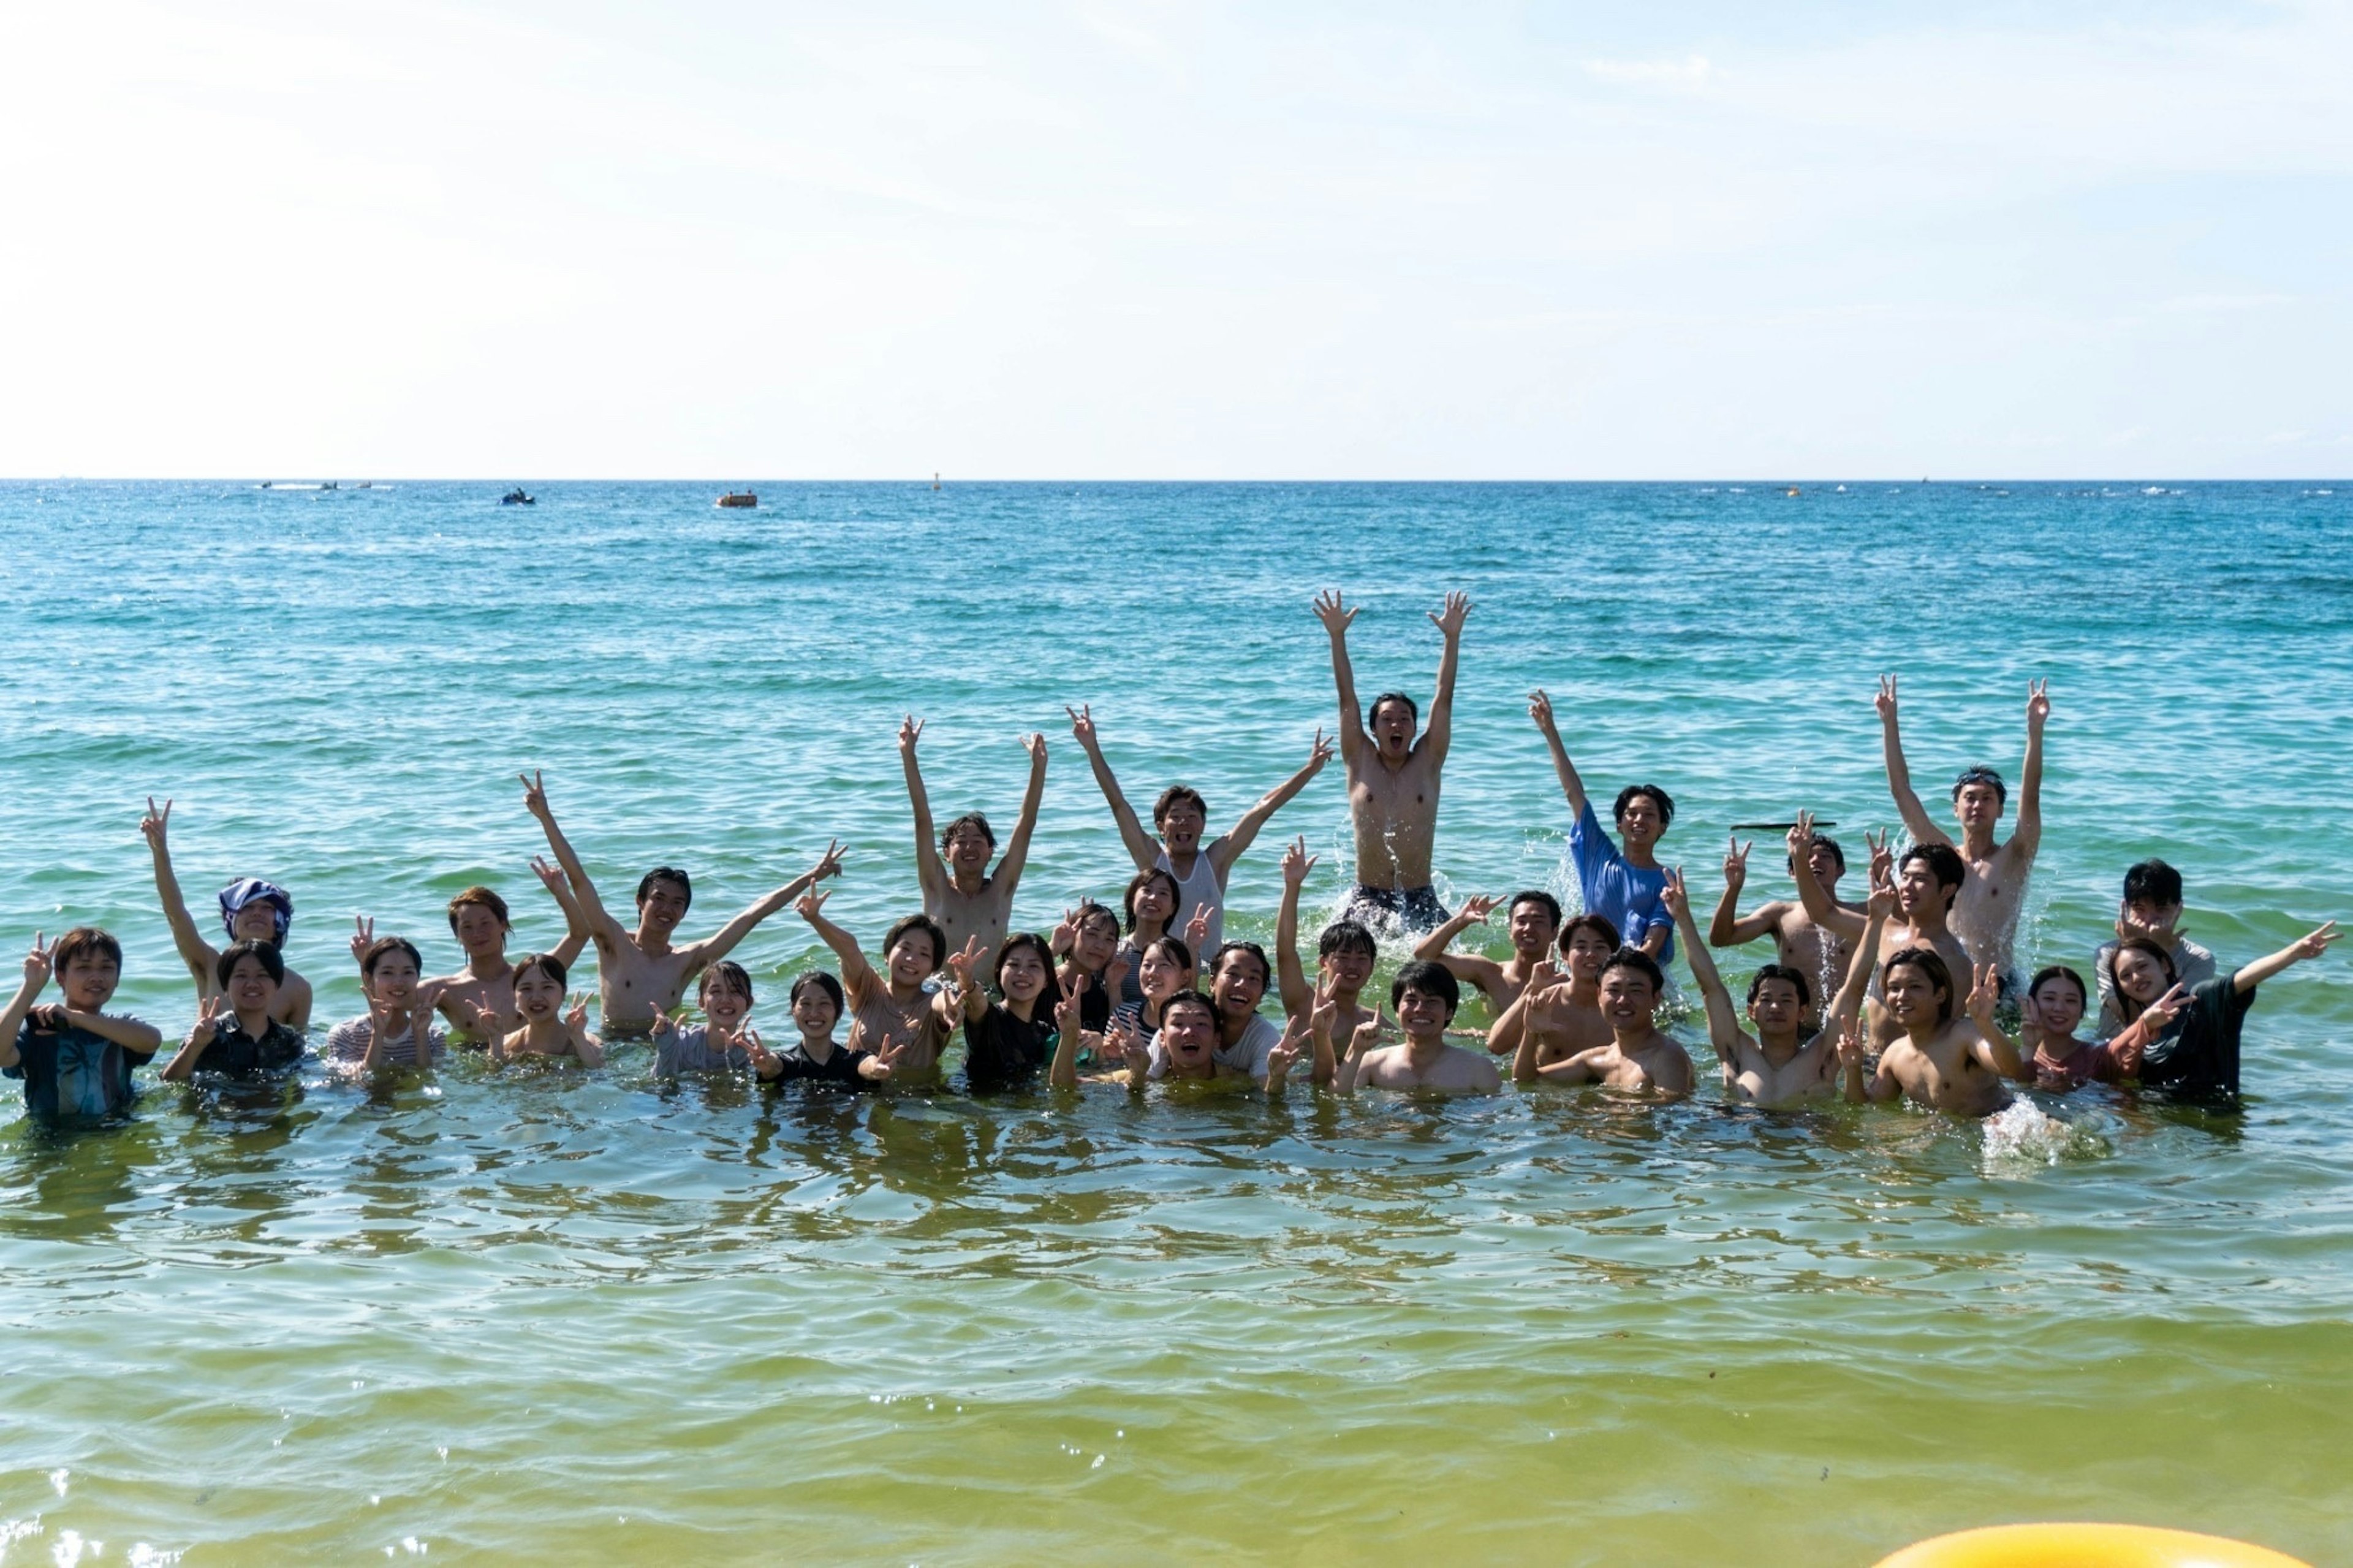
[2142,485,2165,495]
[1980,1097,2109,1173]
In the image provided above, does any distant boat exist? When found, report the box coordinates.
[501,488,536,506]
[716,491,757,509]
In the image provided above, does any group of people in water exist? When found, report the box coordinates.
[3,592,2339,1126]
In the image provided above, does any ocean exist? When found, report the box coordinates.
[2,479,2348,1564]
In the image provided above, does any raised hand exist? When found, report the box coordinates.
[741,1026,780,1077]
[2137,983,2192,1034]
[795,886,832,923]
[2026,678,2051,732]
[1786,809,1816,868]
[725,1022,757,1059]
[21,932,51,993]
[349,915,375,965]
[2287,920,2340,963]
[1312,589,1357,636]
[1264,1032,1302,1082]
[648,1005,674,1038]
[1430,590,1472,638]
[1457,893,1498,925]
[1309,974,1340,1042]
[529,854,567,896]
[1066,703,1099,749]
[898,714,925,754]
[1280,835,1317,888]
[807,839,846,885]
[1345,1005,1385,1059]
[1659,867,1689,922]
[866,1031,907,1081]
[1874,675,1899,725]
[1723,835,1751,891]
[1305,727,1335,771]
[411,982,445,1038]
[1835,1017,1866,1070]
[1965,963,2002,1025]
[564,992,590,1034]
[191,993,229,1047]
[1865,828,1894,888]
[1050,907,1079,955]
[1055,973,1088,1032]
[1865,868,1898,920]
[140,796,172,848]
[1021,731,1047,765]
[1119,1026,1153,1079]
[1183,903,1211,951]
[1526,688,1557,736]
[518,770,552,820]
[944,934,985,991]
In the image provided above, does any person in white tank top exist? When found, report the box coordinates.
[1066,705,1334,965]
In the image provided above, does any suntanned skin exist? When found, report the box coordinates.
[1708,831,1860,1013]
[1787,811,1971,1047]
[1485,923,1616,1065]
[900,718,1047,970]
[1338,995,1502,1094]
[1414,892,1560,1013]
[140,798,312,1030]
[491,966,604,1067]
[1068,706,1332,911]
[1514,959,1696,1099]
[1527,691,1670,958]
[1274,837,1376,1040]
[358,858,589,1045]
[797,888,963,1080]
[0,934,164,1073]
[1314,589,1469,894]
[1839,953,2018,1116]
[161,950,289,1080]
[1876,676,2048,976]
[521,770,842,1035]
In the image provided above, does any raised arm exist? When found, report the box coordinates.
[1332,1006,1384,1095]
[1484,960,1556,1057]
[520,771,626,945]
[796,888,879,1004]
[990,733,1051,893]
[0,934,52,1071]
[2011,680,2048,863]
[681,841,846,971]
[1707,836,1780,948]
[140,798,218,986]
[161,995,229,1081]
[898,716,945,900]
[1414,896,1507,997]
[1048,974,1086,1090]
[1825,877,1894,1036]
[1273,836,1317,1017]
[944,936,988,1025]
[1066,705,1158,872]
[1209,730,1333,879]
[1963,963,2024,1079]
[2230,921,2339,994]
[1875,676,1948,848]
[1418,591,1472,765]
[529,854,594,968]
[1664,871,1741,1066]
[1787,812,1869,941]
[1527,690,1588,819]
[1313,591,1368,765]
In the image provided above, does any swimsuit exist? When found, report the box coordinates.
[1339,883,1450,931]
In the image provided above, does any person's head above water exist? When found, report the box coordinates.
[1390,959,1459,1040]
[1316,920,1377,994]
[1152,786,1209,854]
[1745,964,1811,1036]
[635,868,692,934]
[1368,691,1419,760]
[1123,867,1181,934]
[940,812,996,877]
[446,886,511,956]
[992,933,1056,1008]
[1897,844,1966,918]
[218,879,292,946]
[1789,833,1846,884]
[1559,914,1623,980]
[2106,937,2178,1013]
[1950,766,2008,833]
[1209,941,1271,1023]
[882,913,948,988]
[2120,858,2187,937]
[511,952,568,1020]
[699,960,754,1032]
[1156,990,1221,1078]
[2027,964,2089,1038]
[216,938,286,1020]
[1612,786,1674,852]
[789,970,845,1039]
[1506,891,1564,956]
[1879,947,1956,1028]
[49,927,123,1012]
[1599,947,1665,1029]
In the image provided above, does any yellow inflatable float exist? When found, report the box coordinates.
[1874,1523,2310,1568]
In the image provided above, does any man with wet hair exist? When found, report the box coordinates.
[1313,588,1472,931]
[1511,945,1694,1098]
[2093,858,2218,1034]
[1485,912,1620,1066]
[1526,691,1676,960]
[1274,836,1379,1040]
[1333,960,1501,1094]
[1412,888,1563,1013]
[1067,705,1332,961]
[1708,824,1863,1012]
[1876,675,2049,979]
[898,717,1048,971]
[1838,947,2018,1116]
[1787,812,1972,1046]
[521,770,844,1036]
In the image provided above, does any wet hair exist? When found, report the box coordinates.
[1390,958,1460,1020]
[445,885,511,935]
[1899,843,1967,910]
[882,913,949,973]
[636,867,692,911]
[1369,692,1419,727]
[940,811,996,854]
[1140,936,1194,974]
[1746,963,1813,1009]
[2103,937,2178,1023]
[2028,964,2088,1009]
[360,936,424,980]
[218,878,293,943]
[1613,784,1676,830]
[2122,859,2185,909]
[1879,947,1956,1023]
[1558,913,1623,954]
[1159,990,1219,1030]
[512,951,569,989]
[1951,766,2007,806]
[216,937,286,989]
[1601,946,1665,996]
[1152,785,1209,827]
[1123,868,1183,934]
[992,933,1056,996]
[700,960,754,1004]
[789,970,846,1017]
[1210,941,1271,991]
[1507,890,1564,928]
[1789,835,1847,876]
[1317,920,1378,963]
[50,926,123,977]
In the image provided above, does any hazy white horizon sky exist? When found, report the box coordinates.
[4,2,2350,479]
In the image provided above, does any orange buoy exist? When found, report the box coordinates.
[1874,1522,2309,1568]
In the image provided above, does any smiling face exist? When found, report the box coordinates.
[1320,944,1374,998]
[1615,794,1665,853]
[2030,975,2086,1036]
[1211,949,1268,1023]
[1953,781,2004,833]
[229,903,280,944]
[365,949,421,1009]
[1806,840,1843,887]
[1394,984,1450,1043]
[514,966,564,1020]
[1138,944,1186,1001]
[1507,899,1560,960]
[1881,961,1948,1029]
[1746,976,1805,1036]
[1132,875,1177,929]
[1897,859,1946,918]
[1564,926,1615,982]
[886,930,939,989]
[1157,798,1206,855]
[224,952,280,1019]
[58,952,120,1012]
[1598,965,1658,1031]
[996,943,1050,1006]
[2113,947,2172,1006]
[1072,912,1120,971]
[790,985,839,1042]
[942,823,993,876]
[1370,697,1417,760]
[1157,1001,1219,1077]
[637,877,689,937]
[452,901,508,958]
[700,975,752,1032]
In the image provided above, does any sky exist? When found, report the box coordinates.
[2,1,2349,479]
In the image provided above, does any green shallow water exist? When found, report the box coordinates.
[2,482,2350,1564]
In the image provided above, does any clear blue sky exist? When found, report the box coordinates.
[4,2,2347,478]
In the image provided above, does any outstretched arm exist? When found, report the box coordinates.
[2231,921,2340,994]
[1787,812,1869,941]
[1314,591,1368,765]
[990,734,1051,894]
[140,798,218,987]
[681,841,846,971]
[1664,872,1741,1067]
[1526,690,1589,819]
[1067,705,1158,872]
[796,888,880,1004]
[1273,837,1316,1018]
[898,716,945,901]
[1420,591,1471,764]
[530,855,594,968]
[2011,680,2048,864]
[520,771,626,945]
[1209,730,1333,879]
[1876,676,1948,848]
[1707,836,1780,948]
[1414,896,1507,998]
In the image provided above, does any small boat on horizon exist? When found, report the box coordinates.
[501,488,536,506]
[716,490,757,509]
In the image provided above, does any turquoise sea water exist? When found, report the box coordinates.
[2,480,2349,1565]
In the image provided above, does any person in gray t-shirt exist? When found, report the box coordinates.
[2093,859,2218,1035]
[650,961,757,1076]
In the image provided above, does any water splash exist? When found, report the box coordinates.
[1980,1097,2109,1173]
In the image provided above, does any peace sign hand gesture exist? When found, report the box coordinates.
[349,915,376,966]
[1723,835,1751,891]
[189,993,229,1048]
[1965,963,2003,1028]
[1874,675,1899,725]
[862,1031,908,1081]
[898,714,925,755]
[20,931,51,994]
[1066,703,1099,749]
[2025,678,2051,733]
[1280,836,1317,888]
[518,770,552,820]
[140,796,172,849]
